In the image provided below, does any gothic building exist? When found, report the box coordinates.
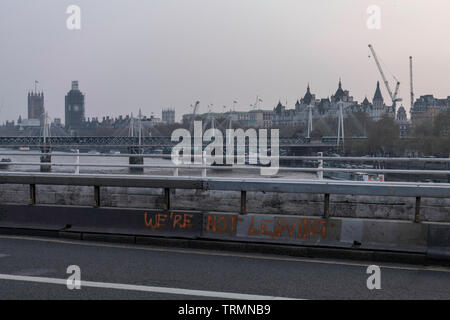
[65,81,85,131]
[181,79,405,133]
[331,79,354,105]
[396,106,410,137]
[162,108,175,124]
[28,91,44,124]
[410,94,450,126]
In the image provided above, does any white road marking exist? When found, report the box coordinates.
[0,274,299,300]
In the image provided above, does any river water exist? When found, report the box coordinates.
[0,149,317,180]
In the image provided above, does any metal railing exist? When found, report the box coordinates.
[0,171,449,223]
[2,151,450,162]
[0,151,447,224]
[1,151,450,178]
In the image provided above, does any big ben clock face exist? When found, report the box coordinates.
[73,105,79,112]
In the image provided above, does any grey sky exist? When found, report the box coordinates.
[0,0,449,123]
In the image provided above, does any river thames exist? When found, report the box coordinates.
[0,149,317,180]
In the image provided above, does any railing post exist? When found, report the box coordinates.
[29,184,36,205]
[240,190,247,214]
[75,149,80,175]
[415,196,421,223]
[202,151,207,178]
[164,188,171,210]
[317,152,324,180]
[323,193,330,219]
[94,186,100,208]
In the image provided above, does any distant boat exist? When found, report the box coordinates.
[109,150,121,155]
[88,150,101,155]
[19,146,30,151]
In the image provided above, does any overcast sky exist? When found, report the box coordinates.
[0,0,449,123]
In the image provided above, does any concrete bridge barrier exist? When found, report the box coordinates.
[0,173,449,262]
[0,204,448,261]
[0,184,449,223]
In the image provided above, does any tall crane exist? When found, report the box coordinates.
[252,96,262,110]
[192,100,200,116]
[410,56,415,110]
[189,101,200,133]
[368,44,402,108]
[202,104,215,132]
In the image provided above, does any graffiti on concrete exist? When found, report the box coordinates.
[143,212,336,241]
[203,214,335,240]
[144,212,194,230]
[205,215,244,233]
[248,216,332,239]
[272,217,330,239]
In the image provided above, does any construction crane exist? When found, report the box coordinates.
[410,56,415,110]
[202,104,215,132]
[252,96,262,110]
[192,100,200,116]
[189,101,200,133]
[368,44,402,108]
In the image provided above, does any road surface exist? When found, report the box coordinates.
[0,235,448,300]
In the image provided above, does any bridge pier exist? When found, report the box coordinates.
[40,146,51,172]
[128,147,144,173]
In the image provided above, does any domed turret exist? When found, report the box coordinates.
[302,84,313,105]
[334,79,345,101]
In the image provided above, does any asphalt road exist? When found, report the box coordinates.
[0,235,449,300]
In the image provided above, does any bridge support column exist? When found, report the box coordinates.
[415,197,421,223]
[129,147,144,173]
[40,146,51,172]
[29,184,36,205]
[323,193,330,219]
[94,186,101,208]
[164,188,171,210]
[240,190,247,214]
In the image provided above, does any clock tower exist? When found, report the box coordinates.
[65,81,85,132]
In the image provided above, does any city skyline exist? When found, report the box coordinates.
[5,78,407,121]
[1,0,450,122]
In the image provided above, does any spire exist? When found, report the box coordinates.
[303,83,313,105]
[373,81,383,101]
[362,96,370,105]
[275,100,284,114]
[334,78,345,101]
